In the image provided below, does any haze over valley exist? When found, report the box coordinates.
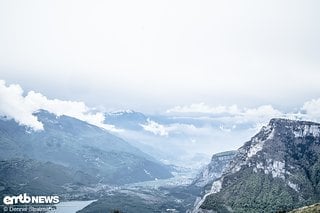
[1,0,320,212]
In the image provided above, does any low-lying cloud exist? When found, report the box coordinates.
[166,101,320,124]
[166,103,240,115]
[301,99,320,120]
[140,119,169,136]
[138,99,320,138]
[141,119,203,137]
[0,80,118,131]
[166,103,282,119]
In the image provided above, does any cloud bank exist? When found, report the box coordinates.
[0,80,117,131]
[167,103,240,115]
[302,99,320,120]
[140,119,199,137]
[140,98,320,138]
[166,101,320,131]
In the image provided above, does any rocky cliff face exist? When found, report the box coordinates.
[194,118,320,212]
[192,151,236,187]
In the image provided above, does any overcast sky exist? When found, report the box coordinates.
[1,0,320,112]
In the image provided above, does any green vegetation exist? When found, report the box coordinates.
[201,170,304,212]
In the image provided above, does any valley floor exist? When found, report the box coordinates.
[79,167,200,212]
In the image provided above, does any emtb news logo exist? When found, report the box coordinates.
[3,193,59,205]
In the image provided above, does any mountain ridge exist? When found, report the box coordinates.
[194,118,320,212]
[0,110,173,187]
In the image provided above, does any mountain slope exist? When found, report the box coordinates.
[194,118,320,212]
[290,203,320,213]
[0,158,97,196]
[0,110,172,185]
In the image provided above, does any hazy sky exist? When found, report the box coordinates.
[1,0,320,112]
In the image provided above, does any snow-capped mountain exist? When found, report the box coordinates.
[194,118,320,212]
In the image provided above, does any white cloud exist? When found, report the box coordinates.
[239,105,283,123]
[165,123,198,134]
[219,124,233,132]
[167,103,283,124]
[140,119,168,136]
[141,118,206,137]
[166,103,240,115]
[301,98,320,120]
[0,80,119,132]
[0,80,43,130]
[146,100,320,139]
[165,100,320,137]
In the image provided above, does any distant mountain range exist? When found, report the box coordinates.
[0,110,172,197]
[2,109,320,212]
[193,118,320,212]
[105,110,148,131]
